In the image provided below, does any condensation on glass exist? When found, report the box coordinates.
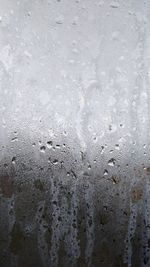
[0,1,150,267]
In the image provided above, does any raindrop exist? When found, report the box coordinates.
[115,144,120,150]
[63,131,67,136]
[12,157,16,164]
[55,15,64,24]
[101,145,105,154]
[108,158,116,166]
[88,164,91,170]
[93,136,97,142]
[47,141,53,148]
[110,1,119,8]
[40,146,46,153]
[60,161,64,166]
[11,137,18,142]
[104,169,108,176]
[53,159,58,165]
[109,125,112,131]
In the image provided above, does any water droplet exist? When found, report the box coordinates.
[88,164,91,170]
[101,146,105,154]
[109,125,112,131]
[115,144,120,150]
[11,137,18,142]
[63,130,67,136]
[55,15,64,24]
[93,136,97,143]
[104,169,108,176]
[108,158,116,166]
[40,146,46,153]
[53,159,58,165]
[109,124,117,132]
[110,1,119,8]
[12,157,16,164]
[47,141,53,148]
[60,161,64,166]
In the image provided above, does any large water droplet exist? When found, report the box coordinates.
[115,144,120,150]
[108,158,116,166]
[47,141,53,149]
[12,157,16,164]
[53,159,58,165]
[40,146,46,153]
[104,169,108,176]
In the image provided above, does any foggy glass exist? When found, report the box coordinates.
[0,1,150,266]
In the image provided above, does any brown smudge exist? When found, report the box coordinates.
[146,167,150,175]
[111,175,120,184]
[131,186,143,203]
[0,174,13,198]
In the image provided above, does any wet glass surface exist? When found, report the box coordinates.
[0,1,150,266]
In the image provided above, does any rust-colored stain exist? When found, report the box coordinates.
[0,174,13,198]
